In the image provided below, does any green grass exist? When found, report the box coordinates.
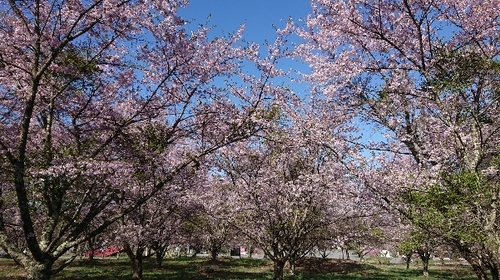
[0,256,477,280]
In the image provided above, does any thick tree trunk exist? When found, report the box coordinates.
[485,256,500,280]
[272,260,285,280]
[458,245,490,280]
[464,255,489,280]
[25,261,52,280]
[124,244,145,280]
[132,254,144,280]
[471,264,490,280]
[418,250,430,277]
[210,246,219,261]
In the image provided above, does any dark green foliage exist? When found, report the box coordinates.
[428,48,500,94]
[402,170,491,242]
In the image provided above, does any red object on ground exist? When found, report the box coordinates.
[84,247,123,257]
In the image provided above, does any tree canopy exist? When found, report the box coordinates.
[1,1,499,280]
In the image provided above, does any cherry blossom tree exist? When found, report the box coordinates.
[184,174,239,262]
[218,144,333,280]
[0,1,277,279]
[336,209,397,262]
[211,87,361,280]
[295,0,500,279]
[116,174,192,280]
[148,204,186,269]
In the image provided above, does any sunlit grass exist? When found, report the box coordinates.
[0,256,477,280]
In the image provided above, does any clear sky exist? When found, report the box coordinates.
[179,1,382,146]
[179,0,312,43]
[178,0,313,93]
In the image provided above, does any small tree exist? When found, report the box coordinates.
[216,112,358,280]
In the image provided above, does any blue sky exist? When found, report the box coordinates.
[179,1,384,149]
[179,0,313,92]
[179,0,312,43]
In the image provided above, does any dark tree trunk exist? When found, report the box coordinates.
[464,255,489,280]
[422,255,429,277]
[458,245,490,280]
[418,249,430,277]
[132,253,144,280]
[491,266,499,280]
[124,244,145,280]
[471,264,490,280]
[321,252,329,259]
[87,238,96,261]
[155,250,164,269]
[406,252,412,270]
[272,260,285,280]
[88,250,94,261]
[189,244,202,258]
[210,248,218,261]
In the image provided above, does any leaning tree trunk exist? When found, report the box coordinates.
[483,252,500,280]
[462,253,490,280]
[458,244,492,280]
[471,264,491,280]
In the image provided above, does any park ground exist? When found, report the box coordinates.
[0,255,477,280]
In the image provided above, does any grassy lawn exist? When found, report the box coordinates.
[0,256,477,280]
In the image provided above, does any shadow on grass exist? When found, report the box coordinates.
[291,258,477,280]
[196,258,272,280]
[1,256,477,280]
